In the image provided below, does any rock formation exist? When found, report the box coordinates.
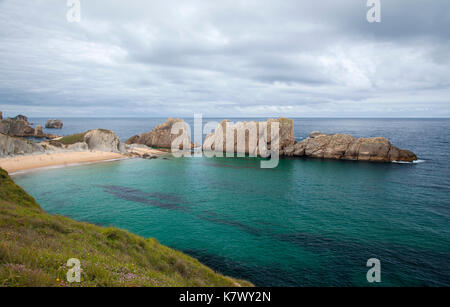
[282,132,417,162]
[125,118,192,149]
[0,111,3,120]
[34,125,44,138]
[45,119,63,129]
[0,117,34,137]
[0,114,59,139]
[201,119,417,162]
[203,118,294,155]
[0,133,45,157]
[84,129,127,153]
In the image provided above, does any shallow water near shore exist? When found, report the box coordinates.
[13,118,450,286]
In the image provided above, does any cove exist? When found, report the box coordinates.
[13,155,450,286]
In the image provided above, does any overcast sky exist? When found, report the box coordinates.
[0,0,449,117]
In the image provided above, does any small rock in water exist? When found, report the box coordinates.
[45,119,63,129]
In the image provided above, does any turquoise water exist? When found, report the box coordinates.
[12,118,450,286]
[14,155,450,286]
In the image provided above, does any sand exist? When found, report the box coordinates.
[128,147,169,156]
[0,151,128,174]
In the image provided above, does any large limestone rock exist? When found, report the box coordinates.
[45,119,63,129]
[0,133,45,157]
[84,129,127,153]
[0,118,34,137]
[203,117,294,156]
[125,118,191,149]
[283,132,417,162]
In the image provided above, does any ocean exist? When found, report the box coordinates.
[13,118,450,286]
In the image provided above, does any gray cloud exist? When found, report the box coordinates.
[0,0,449,117]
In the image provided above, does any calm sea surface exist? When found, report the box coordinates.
[14,118,450,286]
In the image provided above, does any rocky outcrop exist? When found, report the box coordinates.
[12,115,28,122]
[0,133,45,157]
[0,117,34,137]
[0,115,58,139]
[201,118,417,162]
[0,111,3,120]
[203,118,294,155]
[125,134,140,145]
[282,132,417,162]
[125,118,192,149]
[45,119,63,129]
[34,125,44,138]
[84,129,127,153]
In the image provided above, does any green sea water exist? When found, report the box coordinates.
[13,155,450,286]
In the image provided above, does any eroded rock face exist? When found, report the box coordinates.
[84,129,127,153]
[202,118,295,155]
[45,119,63,129]
[0,118,34,137]
[282,132,417,162]
[125,118,191,149]
[0,133,44,157]
[34,125,44,138]
[0,115,60,139]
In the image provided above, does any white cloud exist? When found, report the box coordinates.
[0,0,449,117]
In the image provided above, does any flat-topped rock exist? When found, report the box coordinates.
[282,132,417,162]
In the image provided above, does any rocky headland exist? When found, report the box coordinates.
[0,113,59,139]
[0,126,167,173]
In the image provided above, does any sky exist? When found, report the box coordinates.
[0,0,449,118]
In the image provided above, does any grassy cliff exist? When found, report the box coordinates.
[0,168,252,287]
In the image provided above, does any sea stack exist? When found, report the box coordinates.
[203,117,294,155]
[45,119,63,129]
[282,132,417,162]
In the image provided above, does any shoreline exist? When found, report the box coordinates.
[0,151,129,175]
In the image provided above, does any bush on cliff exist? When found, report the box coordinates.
[0,168,251,287]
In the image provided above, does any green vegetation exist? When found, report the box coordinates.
[52,132,87,146]
[0,168,252,287]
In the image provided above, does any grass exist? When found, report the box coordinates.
[51,132,87,146]
[0,168,252,287]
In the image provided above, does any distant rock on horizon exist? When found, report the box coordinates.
[45,119,63,129]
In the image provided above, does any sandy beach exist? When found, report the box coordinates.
[0,151,128,174]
